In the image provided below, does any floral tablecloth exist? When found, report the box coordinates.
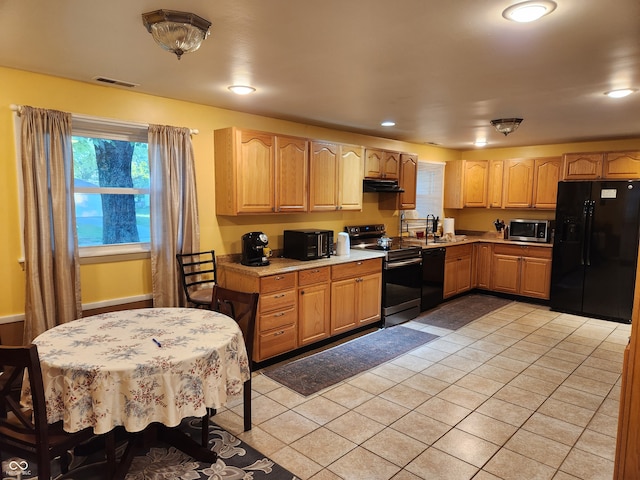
[28,308,250,434]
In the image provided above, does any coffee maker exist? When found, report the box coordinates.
[241,232,270,266]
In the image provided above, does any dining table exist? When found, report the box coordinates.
[27,307,250,478]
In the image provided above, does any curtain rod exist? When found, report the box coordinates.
[10,104,199,135]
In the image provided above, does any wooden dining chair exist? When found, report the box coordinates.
[0,344,95,480]
[176,250,218,308]
[202,286,258,445]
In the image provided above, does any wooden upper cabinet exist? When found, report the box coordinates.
[563,152,604,180]
[503,158,534,208]
[309,141,339,211]
[532,157,562,209]
[488,160,504,208]
[337,144,364,211]
[309,141,363,212]
[275,136,309,213]
[364,148,399,179]
[444,160,464,209]
[604,151,640,179]
[463,160,489,207]
[215,128,276,215]
[398,153,418,210]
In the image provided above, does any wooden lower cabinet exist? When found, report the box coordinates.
[331,258,382,335]
[298,267,330,346]
[474,243,493,290]
[491,244,552,299]
[220,257,382,362]
[444,244,473,298]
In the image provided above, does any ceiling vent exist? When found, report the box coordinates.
[92,76,139,88]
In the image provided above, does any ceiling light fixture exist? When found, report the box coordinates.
[475,139,488,147]
[381,121,396,127]
[228,85,256,95]
[502,1,557,23]
[142,9,211,60]
[490,118,524,136]
[605,88,637,98]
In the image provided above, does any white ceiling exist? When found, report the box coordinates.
[1,0,639,150]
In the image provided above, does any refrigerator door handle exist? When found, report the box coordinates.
[580,200,589,265]
[584,200,595,266]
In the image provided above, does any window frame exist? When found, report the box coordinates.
[414,160,446,220]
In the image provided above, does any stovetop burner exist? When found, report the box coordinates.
[345,224,422,262]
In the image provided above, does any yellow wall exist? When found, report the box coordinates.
[3,66,639,317]
[0,66,455,316]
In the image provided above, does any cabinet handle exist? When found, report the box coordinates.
[312,269,320,273]
[273,312,285,317]
[357,262,363,265]
[300,290,305,295]
[273,293,285,298]
[274,330,285,336]
[276,276,284,280]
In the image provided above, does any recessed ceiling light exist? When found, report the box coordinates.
[380,121,396,127]
[503,1,557,23]
[475,139,488,147]
[604,88,637,98]
[228,85,256,95]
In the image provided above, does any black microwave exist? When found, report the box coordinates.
[283,229,334,261]
[508,219,554,243]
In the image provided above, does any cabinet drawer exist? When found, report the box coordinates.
[260,272,297,294]
[260,289,296,313]
[445,244,473,258]
[494,244,552,259]
[259,305,297,332]
[299,266,330,286]
[258,324,297,360]
[332,258,381,281]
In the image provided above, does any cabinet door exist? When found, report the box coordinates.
[604,151,640,179]
[443,257,458,298]
[457,255,472,293]
[309,141,338,211]
[503,158,534,208]
[337,144,364,210]
[357,272,382,324]
[398,153,418,210]
[331,278,358,334]
[364,149,384,178]
[298,282,330,345]
[520,257,552,299]
[444,160,464,209]
[563,153,604,180]
[275,136,308,212]
[475,243,493,290]
[237,131,275,213]
[383,151,400,179]
[488,160,504,208]
[463,160,489,207]
[491,254,520,294]
[532,157,561,209]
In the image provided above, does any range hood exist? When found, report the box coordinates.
[363,178,405,193]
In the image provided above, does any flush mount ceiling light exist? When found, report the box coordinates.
[228,85,256,95]
[474,139,488,147]
[381,121,396,127]
[502,1,557,23]
[605,88,637,98]
[142,9,211,60]
[490,118,524,136]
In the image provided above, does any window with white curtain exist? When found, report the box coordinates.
[414,161,445,218]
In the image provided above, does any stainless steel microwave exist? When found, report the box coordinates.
[508,219,554,243]
[283,229,334,260]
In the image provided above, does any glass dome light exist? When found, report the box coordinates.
[503,1,557,23]
[142,10,211,60]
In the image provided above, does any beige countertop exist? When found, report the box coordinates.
[218,249,385,277]
[402,234,554,249]
[219,235,552,278]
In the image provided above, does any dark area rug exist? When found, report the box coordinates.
[414,293,513,330]
[1,419,299,480]
[263,326,439,396]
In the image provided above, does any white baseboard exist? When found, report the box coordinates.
[0,294,154,325]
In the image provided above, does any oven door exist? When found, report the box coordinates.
[382,257,422,326]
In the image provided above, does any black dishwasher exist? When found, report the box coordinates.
[421,247,445,311]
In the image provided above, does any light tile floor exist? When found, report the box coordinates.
[214,300,630,480]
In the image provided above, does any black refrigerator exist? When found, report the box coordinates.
[550,180,640,323]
